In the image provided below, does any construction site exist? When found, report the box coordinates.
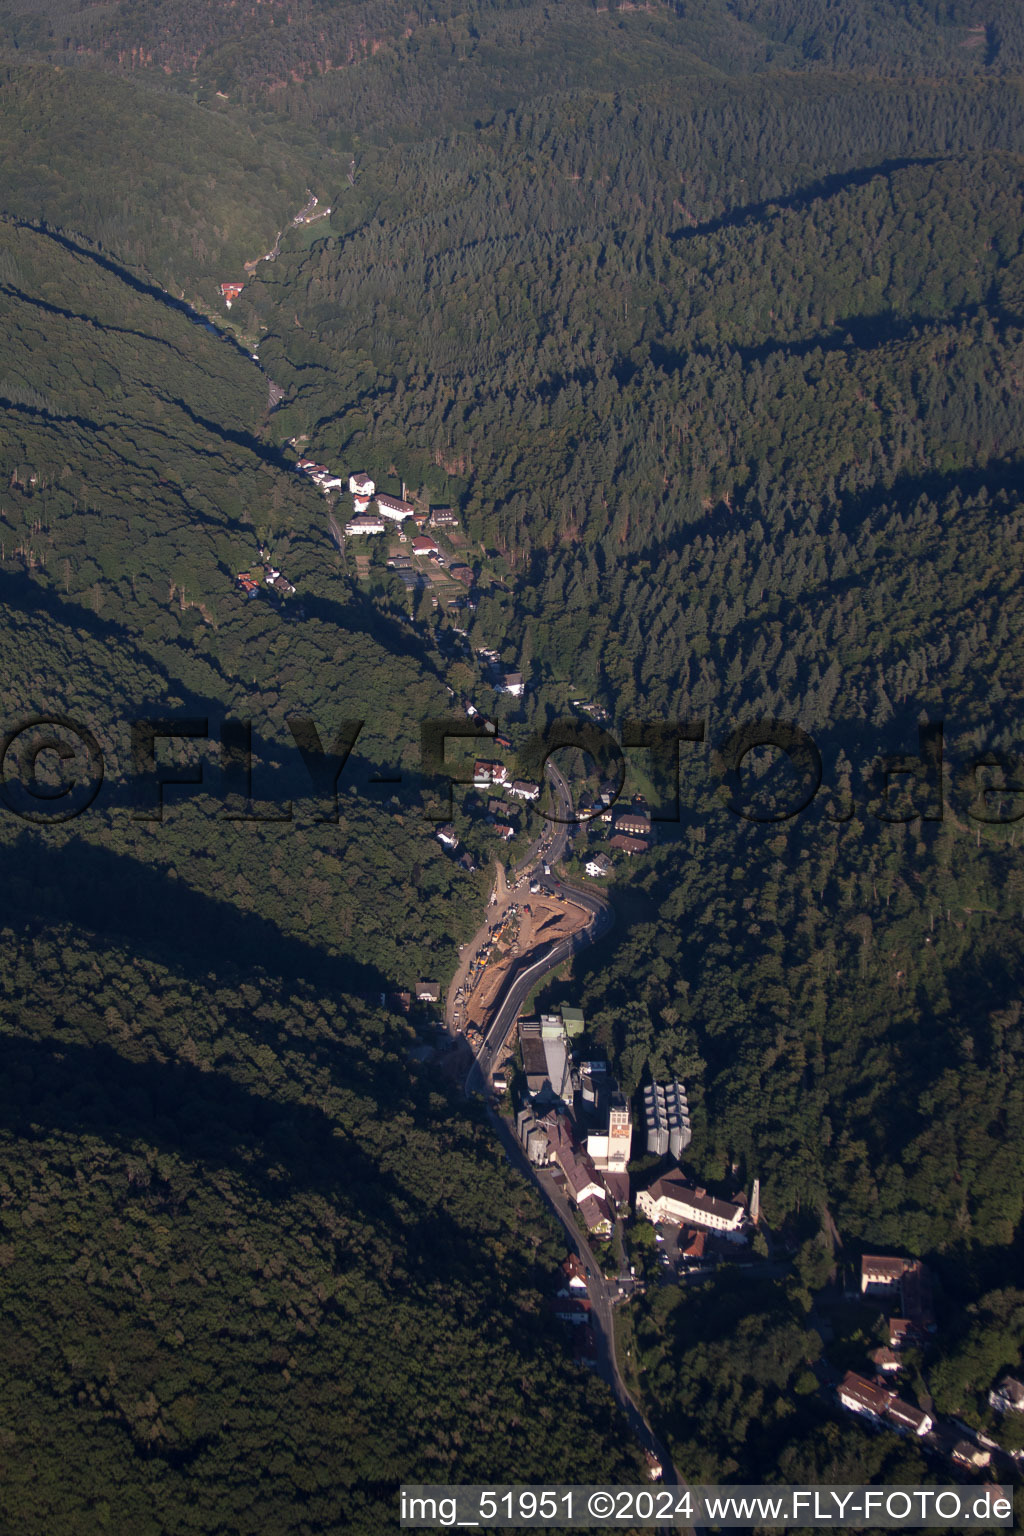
[451,887,591,1038]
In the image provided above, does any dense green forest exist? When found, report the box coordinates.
[2,0,1024,1519]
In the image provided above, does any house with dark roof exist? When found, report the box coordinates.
[609,834,648,856]
[635,1173,745,1235]
[838,1372,932,1437]
[990,1376,1024,1414]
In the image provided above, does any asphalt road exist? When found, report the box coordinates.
[486,1104,678,1480]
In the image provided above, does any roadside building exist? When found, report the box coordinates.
[585,854,613,879]
[587,1092,632,1173]
[557,1254,588,1296]
[561,1005,585,1038]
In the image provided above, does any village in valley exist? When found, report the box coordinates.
[497,1002,1024,1483]
[216,415,1022,1495]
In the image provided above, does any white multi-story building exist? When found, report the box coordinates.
[636,1173,745,1235]
[376,493,415,522]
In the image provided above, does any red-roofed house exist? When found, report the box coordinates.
[412,534,439,555]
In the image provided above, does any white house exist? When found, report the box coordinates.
[508,779,540,800]
[345,514,385,536]
[377,493,415,522]
[838,1373,932,1437]
[499,672,525,697]
[585,854,612,879]
[990,1377,1024,1415]
[349,472,375,496]
[436,824,459,849]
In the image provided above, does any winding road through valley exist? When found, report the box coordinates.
[450,761,686,1505]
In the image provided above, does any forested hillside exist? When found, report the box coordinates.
[2,0,1024,1518]
[0,206,647,1528]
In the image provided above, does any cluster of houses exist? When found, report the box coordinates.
[477,648,525,700]
[836,1254,947,1449]
[296,458,346,496]
[584,798,654,879]
[434,746,540,860]
[860,1252,937,1344]
[551,1252,597,1366]
[235,548,296,599]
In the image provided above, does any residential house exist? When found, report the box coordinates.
[838,1372,933,1437]
[614,811,652,838]
[429,505,458,528]
[349,472,375,497]
[861,1255,912,1295]
[868,1347,902,1375]
[636,1173,745,1236]
[499,671,525,697]
[552,1296,591,1325]
[345,514,385,535]
[990,1377,1024,1415]
[416,982,440,1002]
[436,824,459,849]
[888,1318,913,1350]
[952,1442,991,1470]
[557,1254,588,1296]
[578,1194,614,1237]
[585,854,613,878]
[473,760,508,787]
[680,1229,707,1264]
[220,281,245,306]
[609,835,648,856]
[494,824,514,842]
[862,1255,936,1334]
[411,534,439,556]
[508,779,540,800]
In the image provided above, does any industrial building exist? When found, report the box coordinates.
[643,1080,692,1157]
[519,1020,572,1105]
